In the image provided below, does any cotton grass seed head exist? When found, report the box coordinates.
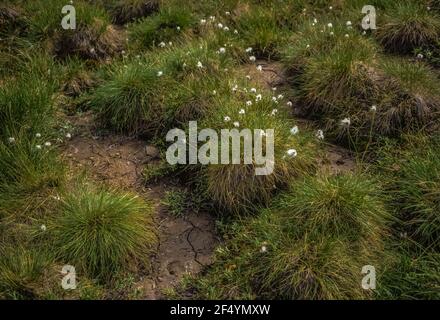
[286,149,298,157]
[290,126,299,135]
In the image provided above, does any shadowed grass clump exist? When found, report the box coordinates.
[0,4,27,36]
[376,1,440,54]
[0,246,50,299]
[52,187,156,281]
[19,0,124,60]
[60,57,97,98]
[109,0,159,25]
[195,173,388,299]
[377,135,440,249]
[377,58,440,134]
[53,20,124,61]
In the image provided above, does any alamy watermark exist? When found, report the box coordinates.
[61,265,77,290]
[61,4,76,30]
[361,265,376,290]
[166,121,275,176]
[362,5,377,30]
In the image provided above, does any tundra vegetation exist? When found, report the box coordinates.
[0,0,439,300]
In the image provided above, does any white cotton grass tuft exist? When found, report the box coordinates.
[224,116,231,122]
[44,141,52,147]
[286,149,298,158]
[246,100,253,106]
[250,88,257,93]
[40,224,47,232]
[290,126,299,135]
[157,70,163,77]
[233,121,240,127]
[249,55,256,62]
[239,109,245,115]
[287,101,293,107]
[35,133,41,138]
[36,145,42,150]
[340,118,351,126]
[255,94,262,101]
[245,47,253,53]
[8,137,15,143]
[197,61,203,68]
[256,65,263,72]
[316,130,324,140]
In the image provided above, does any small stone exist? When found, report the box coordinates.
[145,145,160,158]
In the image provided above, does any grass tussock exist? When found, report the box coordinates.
[196,88,319,215]
[109,0,159,25]
[195,173,389,299]
[232,6,287,59]
[54,21,124,60]
[128,5,196,50]
[52,186,157,281]
[376,1,440,54]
